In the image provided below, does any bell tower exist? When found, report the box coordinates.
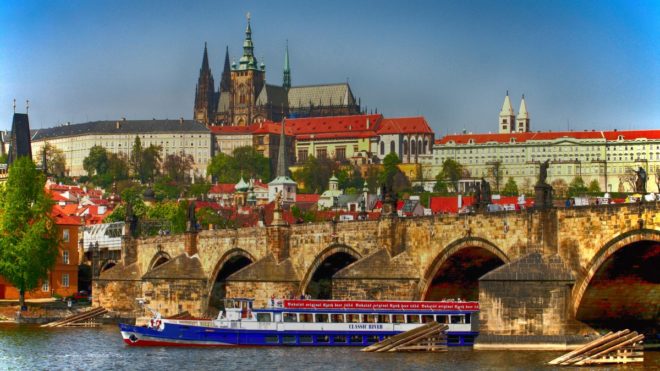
[498,91,515,134]
[516,94,530,133]
[193,43,216,125]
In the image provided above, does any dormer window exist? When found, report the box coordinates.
[468,139,475,145]
[510,138,516,143]
[618,135,624,141]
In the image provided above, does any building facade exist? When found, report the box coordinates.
[433,98,660,195]
[193,16,361,126]
[31,119,212,178]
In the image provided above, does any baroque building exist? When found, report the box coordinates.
[193,16,361,126]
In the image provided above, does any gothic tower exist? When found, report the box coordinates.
[516,94,530,133]
[215,46,233,125]
[193,43,216,125]
[230,14,266,126]
[498,91,515,134]
[283,41,291,90]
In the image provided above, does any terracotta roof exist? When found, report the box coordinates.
[296,194,320,203]
[278,114,383,135]
[52,206,82,225]
[209,122,294,136]
[377,117,433,135]
[209,184,236,194]
[436,129,660,145]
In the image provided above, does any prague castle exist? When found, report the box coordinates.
[194,15,361,126]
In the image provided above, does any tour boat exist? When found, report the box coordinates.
[119,298,479,347]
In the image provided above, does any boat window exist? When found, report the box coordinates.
[316,335,330,343]
[392,314,405,323]
[436,315,448,324]
[315,313,329,323]
[333,335,347,344]
[406,315,420,324]
[447,335,460,345]
[451,315,465,324]
[465,314,471,324]
[283,335,297,344]
[265,335,279,344]
[377,315,391,323]
[331,314,345,323]
[283,313,298,322]
[350,335,363,344]
[366,335,380,344]
[299,313,314,323]
[346,314,361,323]
[256,313,272,322]
[421,315,434,323]
[364,314,377,323]
[299,335,313,344]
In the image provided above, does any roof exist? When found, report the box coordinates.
[209,183,236,194]
[8,113,32,164]
[209,122,294,136]
[377,117,433,135]
[51,206,82,225]
[296,194,320,203]
[480,252,573,281]
[256,84,288,107]
[32,119,209,141]
[435,129,660,146]
[288,83,356,108]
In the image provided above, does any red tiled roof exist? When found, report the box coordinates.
[274,114,383,136]
[377,117,433,135]
[209,125,253,135]
[296,194,320,203]
[51,206,82,225]
[209,184,236,194]
[209,122,295,136]
[435,129,660,145]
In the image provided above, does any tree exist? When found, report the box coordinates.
[587,179,601,195]
[379,153,402,188]
[364,166,382,193]
[568,176,588,197]
[83,146,109,177]
[434,159,465,193]
[336,165,363,190]
[488,161,503,192]
[188,179,211,198]
[163,153,194,183]
[0,153,7,164]
[551,178,568,199]
[39,142,67,178]
[502,177,519,196]
[139,145,162,183]
[293,156,337,193]
[0,157,58,309]
[207,146,271,184]
[129,136,143,179]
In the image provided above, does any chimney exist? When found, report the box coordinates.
[179,117,184,124]
[366,118,370,129]
[116,121,121,129]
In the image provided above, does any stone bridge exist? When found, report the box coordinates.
[94,202,659,347]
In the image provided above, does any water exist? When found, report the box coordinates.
[0,324,657,370]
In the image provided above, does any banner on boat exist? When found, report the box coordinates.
[282,300,479,311]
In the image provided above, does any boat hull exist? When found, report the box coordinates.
[119,323,477,347]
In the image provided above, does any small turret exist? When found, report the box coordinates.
[516,94,530,133]
[498,91,515,134]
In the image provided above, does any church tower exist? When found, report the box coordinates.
[230,14,266,126]
[193,43,216,125]
[215,46,233,125]
[516,94,530,132]
[283,41,291,90]
[498,91,515,134]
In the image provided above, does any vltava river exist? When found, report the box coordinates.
[0,324,656,370]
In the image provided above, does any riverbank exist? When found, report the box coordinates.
[0,300,134,325]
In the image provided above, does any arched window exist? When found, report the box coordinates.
[380,141,385,155]
[390,141,395,154]
[403,140,408,155]
[418,140,422,155]
[423,140,428,154]
[411,140,416,155]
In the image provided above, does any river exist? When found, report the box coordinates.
[0,324,656,370]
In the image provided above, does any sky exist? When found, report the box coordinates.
[1,0,659,136]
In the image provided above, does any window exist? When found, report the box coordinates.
[380,141,385,155]
[315,313,329,323]
[346,314,361,323]
[316,335,330,343]
[62,229,70,243]
[421,315,434,323]
[257,313,272,322]
[336,147,346,161]
[299,313,313,322]
[316,148,327,159]
[41,281,49,292]
[299,335,313,344]
[283,313,297,322]
[367,335,380,344]
[333,335,347,344]
[62,273,70,288]
[63,250,69,264]
[392,314,405,323]
[282,335,296,344]
[330,314,345,323]
[265,335,279,344]
[436,315,448,324]
[350,335,363,344]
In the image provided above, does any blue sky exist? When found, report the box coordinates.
[1,0,659,135]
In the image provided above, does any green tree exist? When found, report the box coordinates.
[568,176,588,197]
[139,145,162,183]
[129,136,143,179]
[188,179,211,198]
[145,201,187,233]
[163,153,194,183]
[154,177,183,201]
[488,161,503,192]
[502,177,519,196]
[364,166,382,193]
[207,147,271,184]
[83,145,109,177]
[434,159,464,193]
[0,157,58,309]
[587,179,601,195]
[379,153,401,188]
[292,156,336,193]
[39,142,67,178]
[0,153,7,164]
[207,152,235,183]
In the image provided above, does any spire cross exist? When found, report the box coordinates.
[246,12,251,21]
[13,99,16,113]
[26,100,29,113]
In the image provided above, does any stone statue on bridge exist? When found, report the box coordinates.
[633,167,647,194]
[535,159,553,209]
[186,200,197,232]
[481,178,492,206]
[538,159,550,185]
[124,200,138,237]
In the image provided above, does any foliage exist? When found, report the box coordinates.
[364,166,382,193]
[0,157,58,308]
[336,165,364,191]
[207,146,270,184]
[551,178,568,199]
[39,142,67,178]
[434,159,465,194]
[188,179,211,198]
[568,176,588,197]
[502,177,519,196]
[292,156,337,194]
[105,184,146,222]
[140,145,162,183]
[587,179,601,195]
[0,153,7,164]
[291,205,317,223]
[154,177,182,201]
[129,136,143,179]
[196,207,223,228]
[83,145,109,177]
[163,153,195,183]
[83,146,130,188]
[379,153,401,187]
[145,201,186,234]
[488,161,503,192]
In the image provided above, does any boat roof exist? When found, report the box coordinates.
[259,299,479,312]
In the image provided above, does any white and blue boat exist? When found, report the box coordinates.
[119,298,479,347]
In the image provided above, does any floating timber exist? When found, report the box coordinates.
[362,322,448,352]
[41,307,108,328]
[548,329,644,366]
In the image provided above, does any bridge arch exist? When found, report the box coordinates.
[207,248,256,313]
[572,229,660,326]
[299,244,362,299]
[148,250,172,271]
[417,237,509,301]
[100,259,117,272]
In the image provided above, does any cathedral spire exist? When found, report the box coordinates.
[201,42,210,72]
[276,118,287,177]
[239,12,258,70]
[194,42,216,125]
[220,45,231,91]
[283,40,291,90]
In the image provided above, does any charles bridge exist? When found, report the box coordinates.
[93,202,659,348]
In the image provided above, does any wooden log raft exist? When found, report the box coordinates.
[41,307,108,328]
[548,329,644,366]
[362,322,448,352]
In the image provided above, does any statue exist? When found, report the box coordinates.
[481,178,492,206]
[539,159,550,185]
[633,167,647,194]
[274,190,283,210]
[186,200,197,232]
[473,182,482,209]
[123,201,138,237]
